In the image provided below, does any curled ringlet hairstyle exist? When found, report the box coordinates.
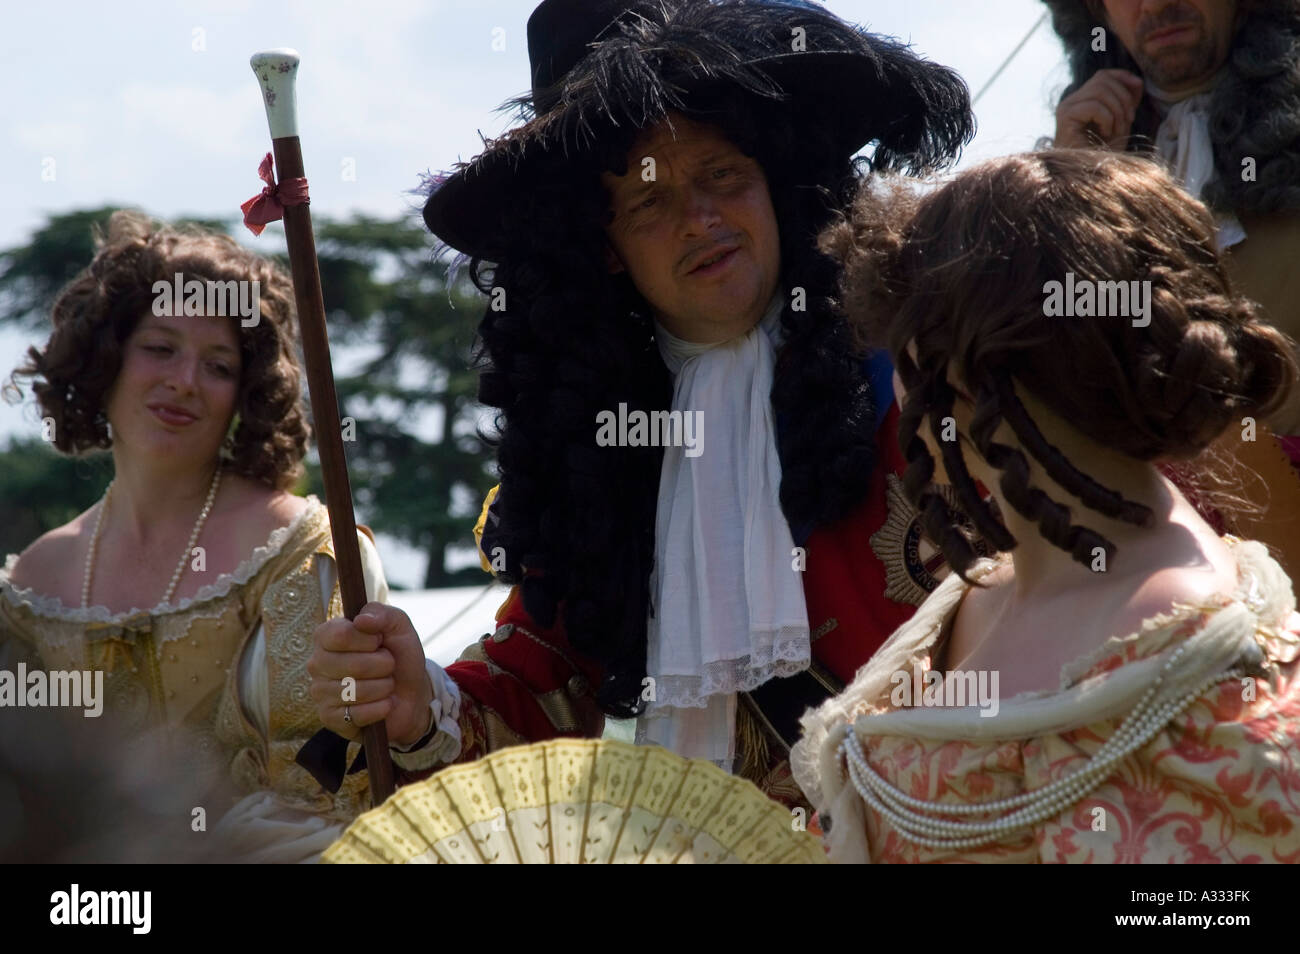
[819,150,1298,579]
[432,0,974,716]
[11,210,309,490]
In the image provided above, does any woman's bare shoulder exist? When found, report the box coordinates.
[6,509,95,595]
[942,561,1014,667]
[220,475,312,550]
[1122,533,1240,624]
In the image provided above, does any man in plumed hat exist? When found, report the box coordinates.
[303,0,974,807]
[1041,0,1300,569]
[1045,0,1300,429]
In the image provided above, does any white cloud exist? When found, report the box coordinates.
[12,120,90,154]
[119,83,260,158]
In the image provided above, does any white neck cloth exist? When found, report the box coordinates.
[634,290,811,770]
[1146,72,1246,249]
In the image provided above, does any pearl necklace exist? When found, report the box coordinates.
[839,638,1246,852]
[81,467,223,609]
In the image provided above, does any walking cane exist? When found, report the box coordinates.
[247,49,395,804]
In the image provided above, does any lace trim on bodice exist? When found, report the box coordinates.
[0,497,326,626]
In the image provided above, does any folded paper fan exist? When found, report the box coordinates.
[322,738,826,864]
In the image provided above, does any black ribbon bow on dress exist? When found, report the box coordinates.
[296,728,365,793]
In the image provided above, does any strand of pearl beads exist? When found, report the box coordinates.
[81,467,222,609]
[839,646,1244,850]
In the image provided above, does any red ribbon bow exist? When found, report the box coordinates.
[241,152,309,236]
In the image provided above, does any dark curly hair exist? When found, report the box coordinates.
[820,150,1298,580]
[1042,0,1300,215]
[470,88,886,717]
[424,0,973,717]
[11,211,309,490]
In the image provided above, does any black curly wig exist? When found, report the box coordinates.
[426,0,974,717]
[1042,0,1300,216]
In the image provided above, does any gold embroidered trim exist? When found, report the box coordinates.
[533,687,582,734]
[456,638,490,665]
[480,706,527,752]
[806,658,844,696]
[736,693,774,779]
[811,617,838,642]
[457,634,588,735]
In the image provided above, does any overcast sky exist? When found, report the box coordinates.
[0,0,1070,585]
[1,0,1068,250]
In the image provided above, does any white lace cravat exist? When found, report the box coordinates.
[635,290,811,771]
[1147,74,1246,249]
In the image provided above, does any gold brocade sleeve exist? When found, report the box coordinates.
[214,512,372,822]
[0,596,45,671]
[266,551,371,819]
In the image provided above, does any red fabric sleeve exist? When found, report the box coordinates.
[443,586,606,763]
[802,401,918,686]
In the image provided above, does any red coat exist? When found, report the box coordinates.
[442,400,935,763]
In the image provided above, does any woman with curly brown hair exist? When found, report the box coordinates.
[0,211,390,861]
[792,150,1300,863]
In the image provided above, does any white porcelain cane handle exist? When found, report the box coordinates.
[250,49,301,139]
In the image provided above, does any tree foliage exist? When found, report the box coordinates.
[0,438,111,560]
[0,207,230,328]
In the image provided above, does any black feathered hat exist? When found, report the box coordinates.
[423,0,973,260]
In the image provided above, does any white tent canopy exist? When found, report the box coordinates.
[389,583,507,667]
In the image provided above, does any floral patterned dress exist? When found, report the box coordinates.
[792,538,1300,863]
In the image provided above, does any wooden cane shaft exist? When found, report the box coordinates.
[270,134,396,804]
